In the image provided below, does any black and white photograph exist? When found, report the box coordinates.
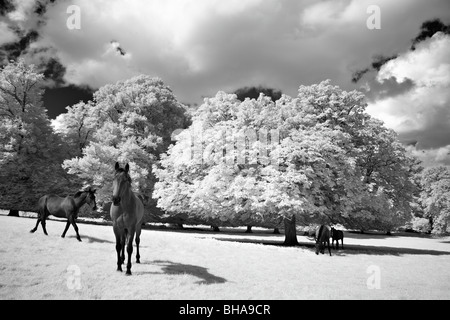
[1,0,450,303]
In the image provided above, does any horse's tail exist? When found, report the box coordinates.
[317,225,324,242]
[37,195,49,218]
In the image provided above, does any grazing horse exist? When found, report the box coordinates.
[315,225,332,256]
[331,227,344,250]
[110,162,144,276]
[30,187,97,242]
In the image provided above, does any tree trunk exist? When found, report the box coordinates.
[283,215,299,246]
[8,210,19,217]
[245,226,253,233]
[428,217,434,234]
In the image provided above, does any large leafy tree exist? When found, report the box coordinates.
[154,81,418,244]
[291,82,419,233]
[61,75,191,219]
[0,60,78,215]
[154,84,361,244]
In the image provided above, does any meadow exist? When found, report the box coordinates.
[0,213,449,300]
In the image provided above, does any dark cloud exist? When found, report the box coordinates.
[0,0,14,16]
[0,30,39,65]
[352,54,398,83]
[110,40,127,56]
[411,19,450,50]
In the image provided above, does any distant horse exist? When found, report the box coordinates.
[30,187,97,242]
[110,162,144,276]
[331,227,344,250]
[315,225,332,256]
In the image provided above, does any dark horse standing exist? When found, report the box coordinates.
[110,162,144,276]
[331,227,344,250]
[30,187,97,242]
[315,225,332,256]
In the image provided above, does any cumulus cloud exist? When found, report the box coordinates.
[365,32,450,165]
[367,33,450,137]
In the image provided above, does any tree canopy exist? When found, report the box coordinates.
[0,60,78,212]
[153,81,419,242]
[60,75,191,218]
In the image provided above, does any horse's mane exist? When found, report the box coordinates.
[74,191,85,198]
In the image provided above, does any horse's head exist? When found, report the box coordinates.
[85,187,97,211]
[112,162,131,206]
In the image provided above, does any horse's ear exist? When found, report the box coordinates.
[115,162,120,172]
[74,191,83,198]
[125,163,130,173]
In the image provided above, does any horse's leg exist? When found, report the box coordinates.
[121,230,127,265]
[328,239,332,256]
[341,238,344,250]
[61,220,71,238]
[114,226,123,272]
[41,215,48,236]
[135,226,141,264]
[30,214,42,233]
[69,215,81,242]
[126,228,136,276]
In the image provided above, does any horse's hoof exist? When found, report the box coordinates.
[117,267,123,272]
[77,238,82,242]
[61,235,65,238]
[126,270,132,276]
[30,229,36,233]
[136,259,140,264]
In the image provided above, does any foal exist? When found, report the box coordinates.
[331,227,344,250]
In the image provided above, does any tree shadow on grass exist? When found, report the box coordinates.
[213,237,450,256]
[139,260,227,285]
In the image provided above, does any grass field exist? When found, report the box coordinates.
[0,213,449,300]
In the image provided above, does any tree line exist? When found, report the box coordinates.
[1,60,449,244]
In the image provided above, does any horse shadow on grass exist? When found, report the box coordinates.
[213,237,450,257]
[67,235,114,244]
[137,260,227,285]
